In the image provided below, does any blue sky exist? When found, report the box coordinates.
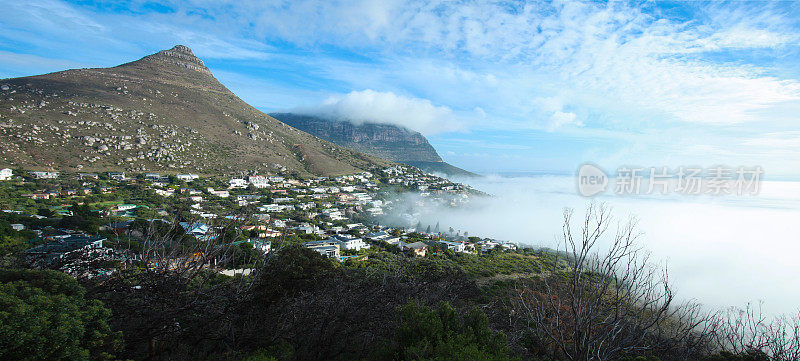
[2,0,800,177]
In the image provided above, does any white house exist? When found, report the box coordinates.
[439,240,467,253]
[248,176,270,188]
[478,239,499,252]
[145,173,164,181]
[303,240,340,259]
[116,204,138,212]
[0,168,12,181]
[29,171,59,179]
[246,239,271,253]
[176,174,199,182]
[259,204,283,212]
[108,172,126,181]
[351,193,372,202]
[207,188,230,198]
[329,234,369,251]
[229,178,248,189]
[154,189,174,197]
[321,209,345,221]
[365,231,390,241]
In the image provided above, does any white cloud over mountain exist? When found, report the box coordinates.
[292,90,462,135]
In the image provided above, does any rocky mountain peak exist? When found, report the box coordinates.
[133,44,212,75]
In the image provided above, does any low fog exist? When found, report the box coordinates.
[381,174,800,316]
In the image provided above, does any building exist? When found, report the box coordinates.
[329,234,369,251]
[248,176,270,188]
[439,240,467,253]
[259,204,283,212]
[251,239,271,253]
[0,168,12,181]
[29,171,59,179]
[25,235,106,264]
[321,208,345,221]
[233,239,271,253]
[365,231,400,245]
[478,239,499,252]
[207,188,230,198]
[399,241,428,257]
[116,204,138,212]
[365,231,390,241]
[295,223,322,235]
[108,172,126,181]
[176,174,199,182]
[154,189,174,197]
[303,240,341,259]
[259,229,283,238]
[179,222,211,237]
[145,173,168,182]
[229,178,248,189]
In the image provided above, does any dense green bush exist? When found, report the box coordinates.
[375,300,517,361]
[0,269,122,361]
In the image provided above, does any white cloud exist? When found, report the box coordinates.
[292,89,463,135]
[533,96,581,130]
[549,111,577,130]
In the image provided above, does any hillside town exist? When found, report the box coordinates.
[0,164,516,278]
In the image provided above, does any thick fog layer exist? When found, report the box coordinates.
[384,174,800,316]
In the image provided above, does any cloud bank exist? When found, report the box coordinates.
[382,174,800,317]
[292,89,463,135]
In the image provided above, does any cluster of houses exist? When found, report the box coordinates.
[22,230,116,278]
[300,226,518,261]
[2,165,526,277]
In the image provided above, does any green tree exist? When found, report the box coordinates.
[378,301,517,361]
[0,269,122,361]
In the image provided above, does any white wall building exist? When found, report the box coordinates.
[176,174,199,182]
[439,240,467,253]
[330,235,369,251]
[229,178,248,189]
[248,176,270,188]
[29,171,59,179]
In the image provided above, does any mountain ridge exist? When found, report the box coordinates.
[0,45,390,176]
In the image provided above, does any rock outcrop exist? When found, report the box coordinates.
[271,113,476,177]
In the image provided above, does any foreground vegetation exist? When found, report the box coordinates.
[1,204,798,360]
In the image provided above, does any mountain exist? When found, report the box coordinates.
[0,45,390,176]
[270,113,477,177]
